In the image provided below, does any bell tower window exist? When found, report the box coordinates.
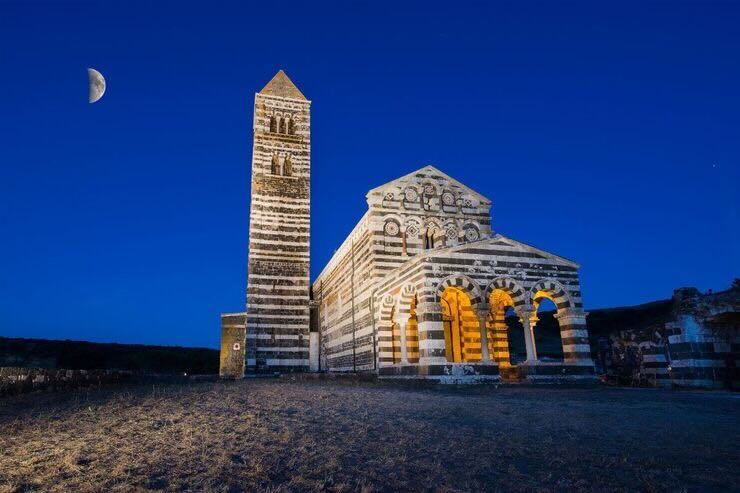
[271,153,281,175]
[283,154,292,176]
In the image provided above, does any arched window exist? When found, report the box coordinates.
[279,117,287,134]
[269,116,277,133]
[424,229,435,250]
[288,118,295,135]
[283,154,292,177]
[271,154,281,175]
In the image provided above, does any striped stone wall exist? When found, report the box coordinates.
[313,215,376,371]
[244,71,311,372]
[373,234,596,381]
[313,166,495,372]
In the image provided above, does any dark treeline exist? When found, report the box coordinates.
[0,337,219,374]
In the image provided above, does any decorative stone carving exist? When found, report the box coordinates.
[465,227,479,242]
[441,191,455,206]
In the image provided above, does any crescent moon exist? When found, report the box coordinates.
[87,68,106,103]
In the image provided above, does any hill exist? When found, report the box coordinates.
[0,337,218,374]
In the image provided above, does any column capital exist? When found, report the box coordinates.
[554,308,588,325]
[395,312,412,326]
[476,303,490,316]
[417,301,442,315]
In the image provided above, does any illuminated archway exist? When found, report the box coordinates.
[441,286,481,362]
[406,295,420,363]
[390,305,402,364]
[487,288,519,367]
[530,290,565,362]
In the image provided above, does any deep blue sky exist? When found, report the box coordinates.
[1,1,738,348]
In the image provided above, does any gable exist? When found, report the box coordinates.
[366,165,491,205]
[437,234,579,268]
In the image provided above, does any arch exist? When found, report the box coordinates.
[483,277,528,367]
[530,279,573,311]
[399,284,417,312]
[529,279,571,363]
[424,217,443,231]
[440,285,481,362]
[379,294,395,321]
[402,218,421,256]
[435,274,482,307]
[484,277,528,312]
[377,294,397,366]
[379,295,402,364]
[423,218,442,250]
[283,154,292,177]
[399,284,420,363]
[380,213,405,227]
[404,217,421,234]
[442,220,458,237]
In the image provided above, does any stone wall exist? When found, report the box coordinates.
[313,166,495,372]
[594,287,739,389]
[239,70,311,374]
[220,313,246,379]
[0,367,129,396]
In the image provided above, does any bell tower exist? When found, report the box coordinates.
[245,70,311,372]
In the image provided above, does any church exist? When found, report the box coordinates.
[220,70,595,383]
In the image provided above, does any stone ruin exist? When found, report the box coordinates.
[594,284,739,389]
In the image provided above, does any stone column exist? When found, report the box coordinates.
[488,309,509,366]
[477,304,491,362]
[397,314,410,364]
[554,309,593,366]
[521,314,538,362]
[416,300,448,365]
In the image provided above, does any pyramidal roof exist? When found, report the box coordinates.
[259,70,307,100]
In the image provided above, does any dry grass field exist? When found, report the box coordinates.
[1,378,738,492]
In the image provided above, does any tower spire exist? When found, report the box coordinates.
[259,70,307,100]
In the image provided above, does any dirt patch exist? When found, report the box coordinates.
[1,380,738,492]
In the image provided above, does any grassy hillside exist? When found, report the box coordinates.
[0,337,219,374]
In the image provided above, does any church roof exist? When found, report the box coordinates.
[259,70,307,100]
[366,165,491,204]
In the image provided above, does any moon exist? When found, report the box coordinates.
[87,68,106,103]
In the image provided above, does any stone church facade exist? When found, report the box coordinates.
[221,71,596,383]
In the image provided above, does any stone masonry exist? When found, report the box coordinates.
[221,72,595,383]
[220,70,311,376]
